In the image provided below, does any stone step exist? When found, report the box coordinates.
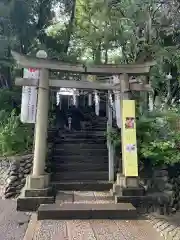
[55,143,107,150]
[53,163,108,171]
[81,127,106,131]
[52,155,108,163]
[52,161,108,167]
[51,171,108,181]
[55,131,106,138]
[38,202,137,220]
[53,149,108,156]
[115,195,153,205]
[94,116,107,120]
[51,181,113,191]
[64,130,105,134]
[55,191,114,203]
[17,196,55,211]
[55,138,106,144]
[90,127,107,131]
[51,160,108,169]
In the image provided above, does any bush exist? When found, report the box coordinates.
[0,88,21,113]
[138,110,180,166]
[107,108,180,167]
[0,109,33,156]
[106,127,121,147]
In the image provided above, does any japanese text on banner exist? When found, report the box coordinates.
[121,100,138,176]
[21,68,39,123]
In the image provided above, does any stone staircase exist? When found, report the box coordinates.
[38,191,137,220]
[37,116,138,220]
[50,116,112,191]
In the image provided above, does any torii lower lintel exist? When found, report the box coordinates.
[15,77,152,92]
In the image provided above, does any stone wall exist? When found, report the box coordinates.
[139,165,180,215]
[0,130,55,199]
[0,154,33,199]
[168,168,180,214]
[151,167,174,214]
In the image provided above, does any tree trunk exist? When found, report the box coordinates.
[94,43,101,64]
[105,48,108,64]
[63,0,77,54]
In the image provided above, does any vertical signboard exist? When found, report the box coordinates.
[21,68,39,123]
[121,100,138,176]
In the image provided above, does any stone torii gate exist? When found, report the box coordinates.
[11,50,154,207]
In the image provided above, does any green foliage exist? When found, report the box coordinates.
[1,0,180,162]
[0,88,30,157]
[107,108,180,167]
[0,88,21,112]
[0,109,33,156]
[106,127,121,147]
[137,110,180,166]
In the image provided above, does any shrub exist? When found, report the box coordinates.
[138,110,180,166]
[0,88,21,113]
[0,109,33,156]
[107,108,180,167]
[106,127,121,147]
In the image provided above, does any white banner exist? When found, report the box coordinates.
[112,76,121,128]
[94,90,100,116]
[113,101,116,119]
[21,68,39,123]
[115,91,121,128]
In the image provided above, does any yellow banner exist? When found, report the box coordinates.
[121,100,138,176]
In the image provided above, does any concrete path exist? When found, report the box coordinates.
[0,199,30,240]
[0,194,163,240]
[25,191,163,240]
[26,216,163,240]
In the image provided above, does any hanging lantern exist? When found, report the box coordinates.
[72,93,77,106]
[56,91,61,106]
[88,93,92,106]
[109,92,113,107]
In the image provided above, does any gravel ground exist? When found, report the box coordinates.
[147,212,180,240]
[0,199,30,240]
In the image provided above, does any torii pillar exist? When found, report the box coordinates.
[24,51,50,197]
[113,73,144,198]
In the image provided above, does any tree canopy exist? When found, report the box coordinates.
[0,0,180,107]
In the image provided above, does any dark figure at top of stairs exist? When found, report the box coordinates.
[67,105,85,130]
[55,105,68,130]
